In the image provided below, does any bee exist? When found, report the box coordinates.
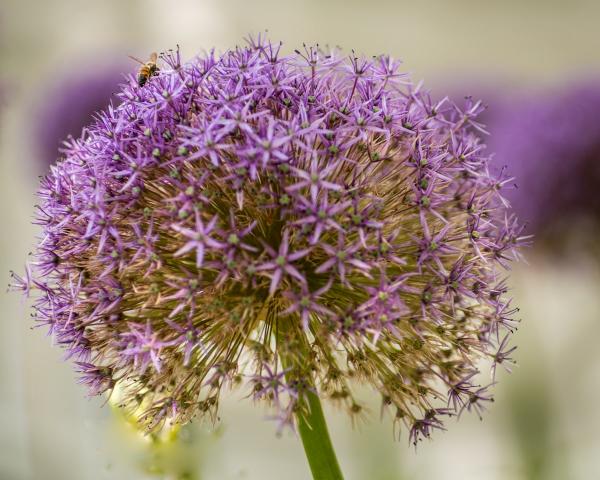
[129,52,159,87]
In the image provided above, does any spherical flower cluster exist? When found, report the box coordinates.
[12,38,526,444]
[486,81,600,243]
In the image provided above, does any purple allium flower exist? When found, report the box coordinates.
[13,38,526,443]
[485,81,600,244]
[32,61,124,169]
[0,79,6,110]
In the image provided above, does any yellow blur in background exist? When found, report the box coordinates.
[1,1,599,479]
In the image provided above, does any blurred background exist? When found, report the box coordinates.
[1,0,599,479]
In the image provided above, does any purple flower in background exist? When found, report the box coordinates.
[485,81,600,244]
[12,38,526,443]
[0,79,6,107]
[32,60,124,169]
[0,78,9,128]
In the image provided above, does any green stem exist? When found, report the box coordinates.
[295,388,345,480]
[276,316,344,480]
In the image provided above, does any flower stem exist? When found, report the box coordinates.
[294,387,345,480]
[276,315,344,480]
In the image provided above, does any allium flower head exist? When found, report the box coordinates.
[13,37,526,444]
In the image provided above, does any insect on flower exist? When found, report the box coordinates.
[129,52,159,87]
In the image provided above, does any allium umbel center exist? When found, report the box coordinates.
[12,39,527,447]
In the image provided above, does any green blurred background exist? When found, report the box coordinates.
[1,1,599,479]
